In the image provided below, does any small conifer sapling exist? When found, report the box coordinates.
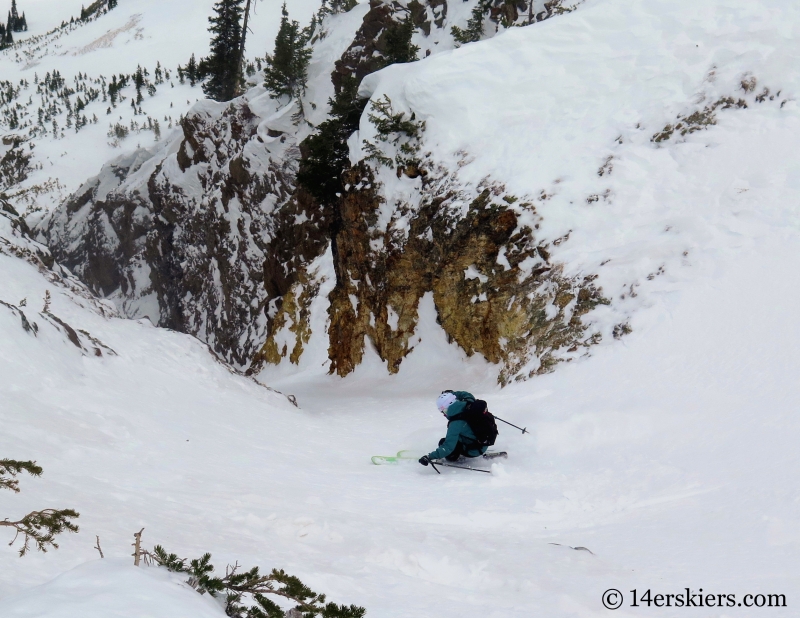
[382,13,420,66]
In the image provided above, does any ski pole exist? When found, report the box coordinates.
[493,415,528,434]
[430,460,491,474]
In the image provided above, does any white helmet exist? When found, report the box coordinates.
[437,392,457,413]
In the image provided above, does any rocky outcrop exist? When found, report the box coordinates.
[42,98,300,368]
[257,156,606,383]
[41,0,606,383]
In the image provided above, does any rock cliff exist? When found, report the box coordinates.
[41,0,604,383]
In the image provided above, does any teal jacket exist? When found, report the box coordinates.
[427,391,489,460]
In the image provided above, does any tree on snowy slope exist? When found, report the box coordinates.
[319,0,358,15]
[452,0,491,45]
[108,0,118,9]
[330,0,358,12]
[452,0,572,42]
[382,13,419,66]
[8,0,27,32]
[295,6,423,208]
[150,545,366,617]
[264,3,311,101]
[0,459,79,556]
[296,75,367,207]
[1,18,12,47]
[203,0,245,102]
[186,53,199,87]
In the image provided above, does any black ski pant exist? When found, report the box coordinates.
[437,437,478,462]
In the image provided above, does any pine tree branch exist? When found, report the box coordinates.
[149,546,366,617]
[0,459,43,493]
[1,508,80,556]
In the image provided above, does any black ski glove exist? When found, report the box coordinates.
[418,456,430,466]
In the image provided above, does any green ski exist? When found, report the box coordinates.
[372,450,423,465]
[373,450,508,465]
[371,455,402,465]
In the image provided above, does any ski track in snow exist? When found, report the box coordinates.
[1,0,800,616]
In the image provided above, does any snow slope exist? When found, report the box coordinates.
[0,560,226,618]
[2,0,800,615]
[0,0,328,215]
[3,186,800,617]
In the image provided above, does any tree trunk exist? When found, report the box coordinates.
[236,0,255,96]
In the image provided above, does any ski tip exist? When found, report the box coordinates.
[396,450,422,459]
[371,456,399,465]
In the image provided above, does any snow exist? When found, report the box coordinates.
[0,0,345,216]
[4,205,800,616]
[464,264,489,283]
[354,0,800,357]
[2,0,800,616]
[0,560,225,618]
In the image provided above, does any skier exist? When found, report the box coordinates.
[419,391,489,466]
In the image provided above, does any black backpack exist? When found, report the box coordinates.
[448,396,498,447]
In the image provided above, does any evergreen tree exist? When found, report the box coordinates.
[186,53,198,87]
[108,75,119,105]
[263,3,311,100]
[330,0,357,13]
[318,0,357,16]
[451,0,491,46]
[134,65,145,104]
[108,0,118,9]
[203,0,245,102]
[296,75,367,206]
[6,1,27,33]
[9,0,19,30]
[3,17,13,47]
[382,14,419,66]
